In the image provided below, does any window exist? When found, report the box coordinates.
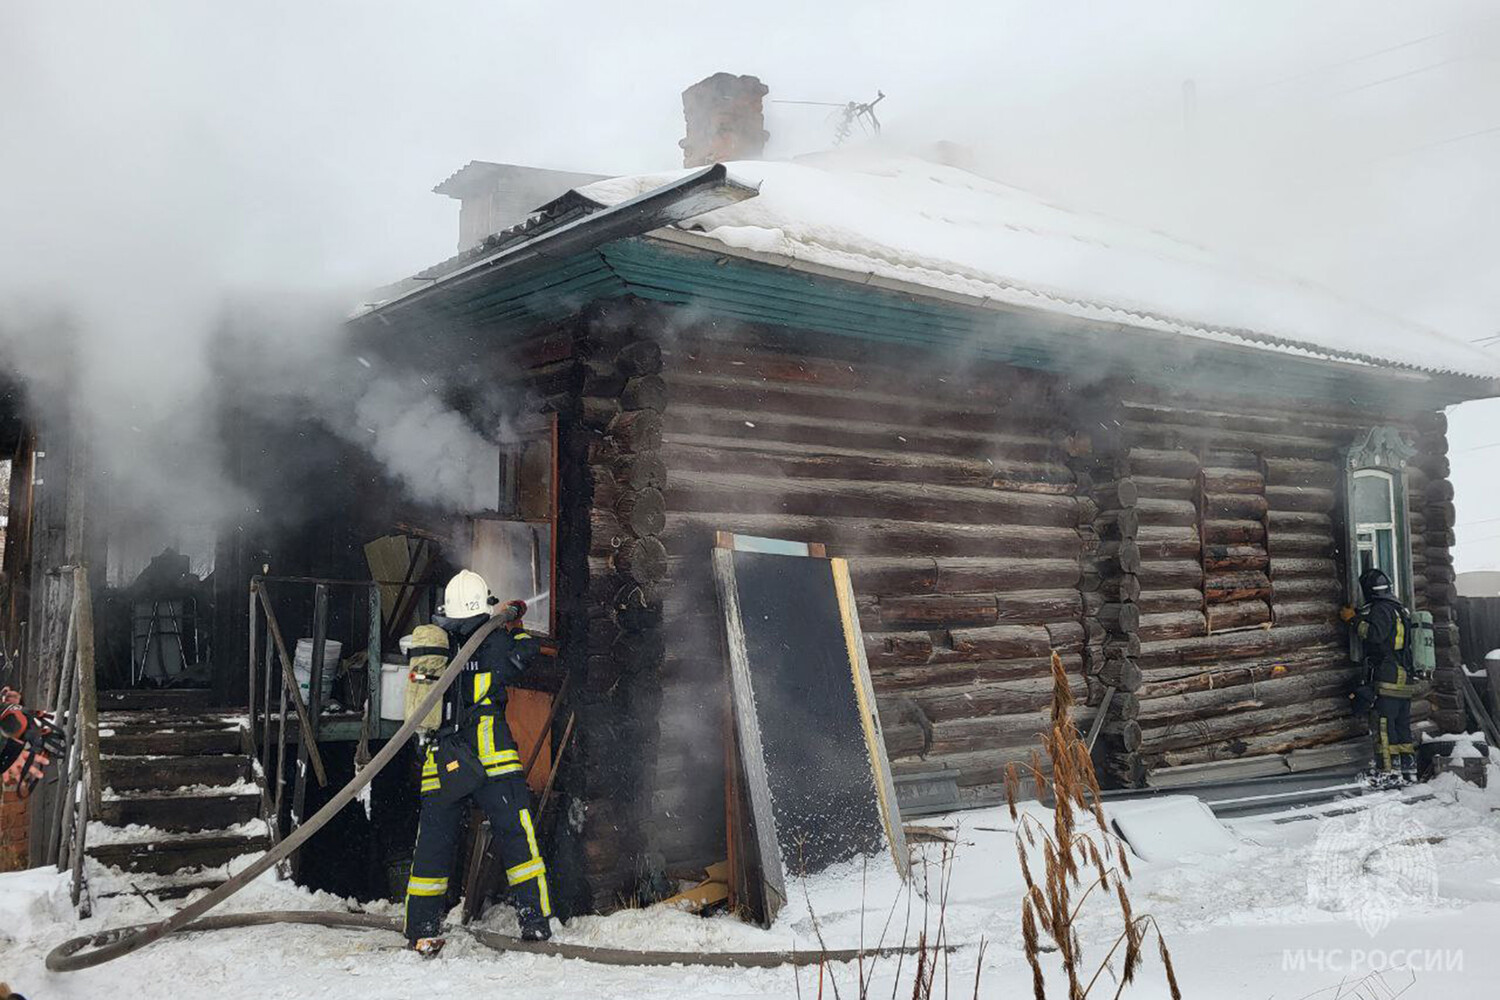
[1352,469,1400,595]
[469,415,557,636]
[1343,427,1416,660]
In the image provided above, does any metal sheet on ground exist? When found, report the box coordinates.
[714,544,907,924]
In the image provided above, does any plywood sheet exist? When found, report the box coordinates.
[714,544,907,923]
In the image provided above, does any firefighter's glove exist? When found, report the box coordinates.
[1339,605,1357,623]
[2,749,48,786]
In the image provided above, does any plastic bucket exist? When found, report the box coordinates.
[379,661,408,721]
[293,638,342,704]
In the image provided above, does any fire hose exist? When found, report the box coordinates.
[47,609,944,973]
[47,609,517,972]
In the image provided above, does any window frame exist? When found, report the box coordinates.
[469,412,558,638]
[1342,427,1416,661]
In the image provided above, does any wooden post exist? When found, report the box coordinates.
[254,583,327,785]
[248,581,259,758]
[366,584,382,731]
[75,568,100,818]
[291,583,329,867]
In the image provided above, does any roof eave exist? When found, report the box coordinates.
[642,228,1500,395]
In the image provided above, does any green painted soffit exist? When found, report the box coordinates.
[400,235,1463,406]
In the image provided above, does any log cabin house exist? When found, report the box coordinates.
[336,125,1500,909]
[5,75,1499,921]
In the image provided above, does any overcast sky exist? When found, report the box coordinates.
[2,1,1499,569]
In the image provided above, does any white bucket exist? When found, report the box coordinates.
[293,638,342,704]
[379,661,408,722]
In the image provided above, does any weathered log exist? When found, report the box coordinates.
[589,508,627,555]
[1091,477,1139,510]
[1206,600,1272,632]
[1140,699,1352,753]
[1097,603,1141,634]
[1135,498,1197,527]
[1045,620,1085,653]
[1204,571,1273,604]
[1104,635,1142,659]
[1136,622,1339,669]
[880,675,1089,724]
[1201,467,1265,494]
[615,453,668,491]
[1138,610,1207,643]
[1136,588,1203,614]
[945,624,1054,660]
[1135,671,1352,726]
[616,339,664,376]
[1097,657,1143,691]
[1131,476,1195,501]
[1134,559,1203,589]
[1096,507,1141,539]
[1425,501,1456,529]
[614,536,669,584]
[1138,647,1350,699]
[1263,458,1338,488]
[1097,540,1143,573]
[666,470,1081,528]
[1128,448,1200,479]
[1264,485,1337,513]
[1269,557,1339,580]
[662,511,1081,560]
[1101,574,1142,603]
[869,654,1079,692]
[659,436,1076,491]
[1203,492,1269,520]
[1137,525,1200,559]
[621,375,667,412]
[1153,718,1364,768]
[1271,600,1339,626]
[875,594,998,628]
[1100,719,1144,752]
[1203,519,1265,545]
[666,370,1067,441]
[838,556,1086,604]
[615,487,666,537]
[1269,532,1333,558]
[1266,509,1333,533]
[607,409,663,452]
[582,396,622,429]
[664,402,1066,467]
[1203,545,1270,574]
[581,359,626,398]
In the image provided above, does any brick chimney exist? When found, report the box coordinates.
[679,73,769,167]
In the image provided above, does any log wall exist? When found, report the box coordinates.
[650,328,1092,875]
[1118,391,1460,775]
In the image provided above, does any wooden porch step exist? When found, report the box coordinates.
[101,729,242,757]
[100,710,244,732]
[99,689,217,712]
[88,830,269,875]
[97,793,260,833]
[96,875,225,902]
[102,754,252,792]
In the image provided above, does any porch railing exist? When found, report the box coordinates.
[45,565,102,915]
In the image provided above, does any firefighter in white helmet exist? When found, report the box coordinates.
[403,570,550,955]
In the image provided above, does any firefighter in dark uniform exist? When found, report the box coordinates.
[1342,568,1419,787]
[404,571,551,955]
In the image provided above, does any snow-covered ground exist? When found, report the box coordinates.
[5,770,1500,999]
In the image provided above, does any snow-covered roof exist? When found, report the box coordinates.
[577,152,1500,380]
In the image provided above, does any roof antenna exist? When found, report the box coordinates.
[773,90,886,144]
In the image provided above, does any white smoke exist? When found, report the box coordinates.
[352,376,501,512]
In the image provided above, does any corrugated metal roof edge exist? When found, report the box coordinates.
[646,228,1500,387]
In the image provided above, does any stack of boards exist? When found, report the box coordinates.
[713,534,909,925]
